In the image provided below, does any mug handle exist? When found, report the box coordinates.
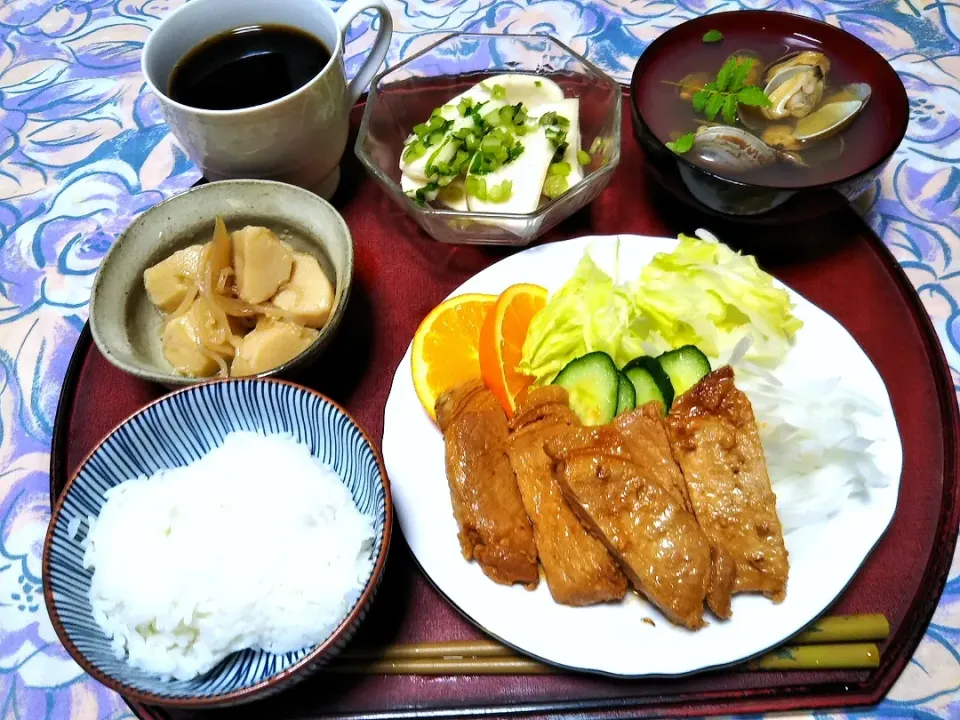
[335,0,394,107]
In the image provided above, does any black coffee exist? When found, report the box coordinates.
[169,25,331,111]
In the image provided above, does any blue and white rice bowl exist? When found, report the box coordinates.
[42,378,391,708]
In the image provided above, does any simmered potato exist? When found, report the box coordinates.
[161,296,235,377]
[143,245,205,312]
[231,319,319,377]
[148,218,330,379]
[231,226,293,303]
[270,252,335,328]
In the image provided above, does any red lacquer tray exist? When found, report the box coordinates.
[50,93,960,719]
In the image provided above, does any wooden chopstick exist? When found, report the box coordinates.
[335,614,887,675]
[332,643,880,674]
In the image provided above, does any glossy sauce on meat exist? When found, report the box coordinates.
[666,367,789,602]
[436,381,539,588]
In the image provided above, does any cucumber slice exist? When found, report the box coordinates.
[616,372,636,416]
[622,356,674,413]
[552,352,619,426]
[657,345,712,398]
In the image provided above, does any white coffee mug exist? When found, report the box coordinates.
[141,0,393,198]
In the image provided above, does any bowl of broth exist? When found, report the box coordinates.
[629,11,909,218]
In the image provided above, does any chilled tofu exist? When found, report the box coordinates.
[270,252,335,328]
[437,179,469,211]
[231,226,293,304]
[399,72,562,183]
[143,244,205,312]
[231,320,320,377]
[534,99,585,186]
[401,173,439,201]
[466,126,555,214]
[401,173,469,210]
[400,102,503,183]
[478,74,564,106]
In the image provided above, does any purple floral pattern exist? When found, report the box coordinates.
[0,0,958,717]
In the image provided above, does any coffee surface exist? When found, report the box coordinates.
[169,25,331,110]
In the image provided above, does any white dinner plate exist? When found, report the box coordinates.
[381,234,903,677]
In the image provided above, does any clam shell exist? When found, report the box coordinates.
[763,50,831,84]
[793,84,870,142]
[689,126,777,175]
[762,65,824,120]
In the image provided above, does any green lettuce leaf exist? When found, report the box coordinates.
[518,234,802,385]
[633,234,803,362]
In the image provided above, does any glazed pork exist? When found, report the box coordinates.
[615,403,736,619]
[507,387,627,606]
[435,380,539,588]
[666,367,789,602]
[614,404,691,511]
[546,433,713,630]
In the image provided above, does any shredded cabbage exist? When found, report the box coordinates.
[519,233,803,384]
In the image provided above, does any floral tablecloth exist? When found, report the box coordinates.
[1,0,958,717]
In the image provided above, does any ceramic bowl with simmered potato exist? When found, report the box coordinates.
[90,179,353,386]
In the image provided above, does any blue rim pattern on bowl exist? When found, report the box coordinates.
[42,379,392,708]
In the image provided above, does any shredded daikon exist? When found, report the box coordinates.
[736,362,888,532]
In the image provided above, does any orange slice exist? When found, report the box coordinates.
[479,283,548,416]
[412,293,496,421]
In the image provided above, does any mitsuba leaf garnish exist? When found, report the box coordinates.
[702,29,723,43]
[665,132,696,154]
[685,57,772,123]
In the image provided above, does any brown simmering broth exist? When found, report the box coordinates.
[636,32,888,188]
[169,25,331,111]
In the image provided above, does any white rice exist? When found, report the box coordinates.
[82,431,375,681]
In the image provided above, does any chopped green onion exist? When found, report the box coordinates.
[484,108,504,127]
[465,134,480,151]
[534,80,542,87]
[453,149,471,173]
[543,174,568,199]
[539,111,558,127]
[427,130,446,147]
[492,84,507,100]
[413,122,430,138]
[465,175,487,200]
[486,180,513,203]
[577,150,591,165]
[458,98,474,116]
[409,181,440,205]
[508,144,525,162]
[481,135,502,152]
[402,140,427,162]
[546,126,568,151]
[499,105,516,124]
[549,161,571,176]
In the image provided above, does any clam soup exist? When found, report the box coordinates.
[636,32,889,188]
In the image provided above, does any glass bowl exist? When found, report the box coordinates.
[355,33,621,246]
